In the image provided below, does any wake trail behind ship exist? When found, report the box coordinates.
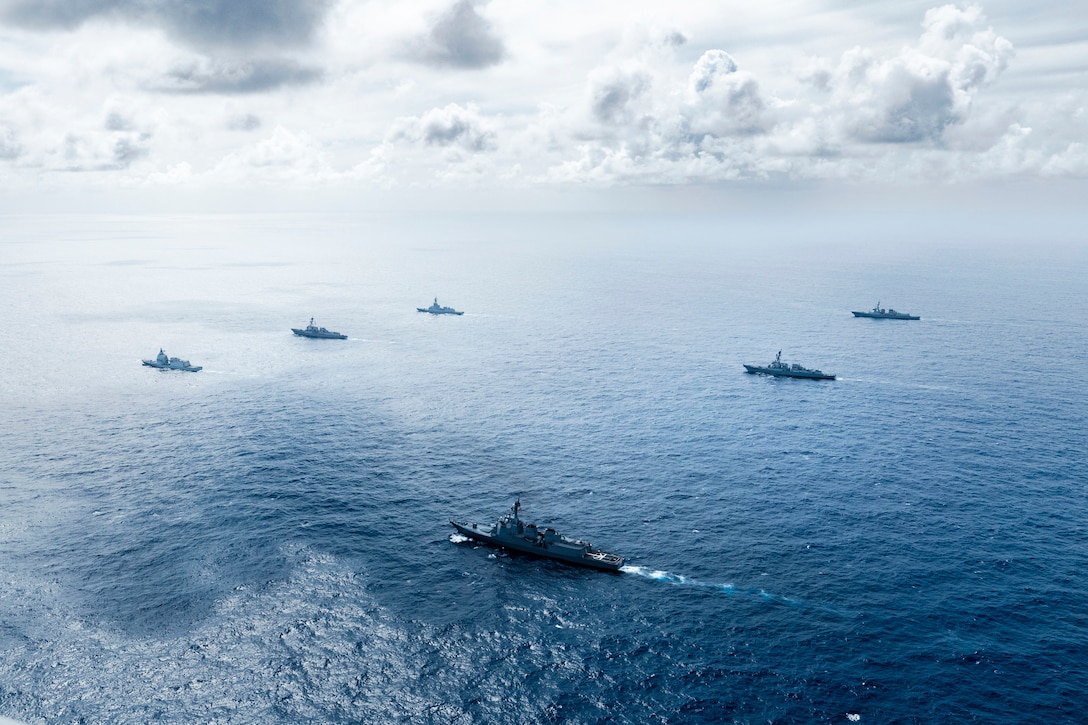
[620,565,850,617]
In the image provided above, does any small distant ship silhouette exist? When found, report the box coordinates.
[417,298,463,315]
[744,351,834,380]
[451,499,625,571]
[291,318,347,339]
[852,302,919,320]
[142,349,202,372]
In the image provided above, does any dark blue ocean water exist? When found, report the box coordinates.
[1,212,1087,723]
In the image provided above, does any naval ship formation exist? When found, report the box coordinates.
[742,300,920,383]
[451,499,625,571]
[138,293,931,575]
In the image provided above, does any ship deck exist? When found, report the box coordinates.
[451,521,623,570]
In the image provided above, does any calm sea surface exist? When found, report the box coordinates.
[1,212,1086,723]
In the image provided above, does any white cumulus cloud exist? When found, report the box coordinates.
[685,50,765,137]
[212,125,335,183]
[820,4,1014,144]
[388,103,497,152]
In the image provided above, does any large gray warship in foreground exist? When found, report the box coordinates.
[451,499,625,571]
[852,302,919,320]
[418,298,463,315]
[142,349,202,372]
[292,318,347,339]
[744,351,835,380]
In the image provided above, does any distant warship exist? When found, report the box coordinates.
[744,351,834,380]
[852,302,919,320]
[451,499,625,571]
[418,298,463,315]
[142,349,202,372]
[292,318,347,339]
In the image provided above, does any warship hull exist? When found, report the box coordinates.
[852,311,919,320]
[142,360,202,372]
[450,520,624,571]
[292,329,347,339]
[743,365,834,380]
[418,298,463,315]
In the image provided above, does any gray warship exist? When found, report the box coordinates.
[744,351,835,380]
[418,298,463,315]
[292,318,347,339]
[451,499,625,571]
[142,349,202,372]
[852,302,919,320]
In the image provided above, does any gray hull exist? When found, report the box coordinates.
[451,520,624,571]
[852,311,919,320]
[292,328,347,339]
[142,350,202,371]
[142,360,202,372]
[744,365,834,380]
[418,298,463,315]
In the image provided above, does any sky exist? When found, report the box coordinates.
[0,0,1086,213]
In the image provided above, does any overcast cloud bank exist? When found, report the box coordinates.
[0,0,332,48]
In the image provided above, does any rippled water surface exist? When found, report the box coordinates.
[1,212,1087,723]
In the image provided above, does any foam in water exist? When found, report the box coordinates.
[620,565,807,608]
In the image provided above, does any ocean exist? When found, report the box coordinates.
[1,211,1086,723]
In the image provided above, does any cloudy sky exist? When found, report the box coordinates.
[0,0,1085,211]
